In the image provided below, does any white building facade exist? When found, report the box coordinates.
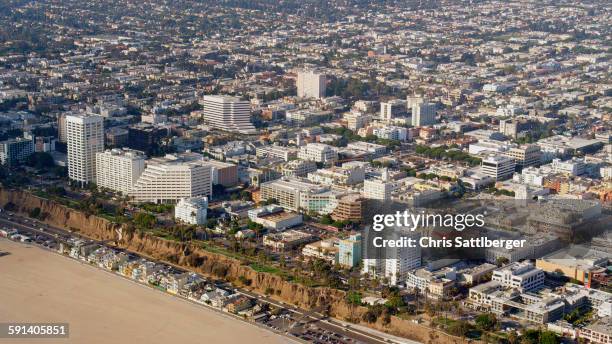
[298,143,338,163]
[67,114,104,185]
[175,197,208,225]
[481,155,516,181]
[411,102,437,127]
[380,100,407,121]
[96,149,145,195]
[201,95,255,133]
[551,158,585,176]
[130,157,212,203]
[297,70,326,99]
[491,262,545,292]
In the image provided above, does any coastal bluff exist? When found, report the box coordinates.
[0,187,471,344]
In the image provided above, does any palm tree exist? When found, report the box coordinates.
[344,251,352,267]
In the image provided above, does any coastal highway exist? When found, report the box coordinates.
[0,212,419,344]
[236,288,417,344]
[0,214,303,344]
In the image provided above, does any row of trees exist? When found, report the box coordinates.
[320,214,354,229]
[484,187,516,197]
[415,145,482,166]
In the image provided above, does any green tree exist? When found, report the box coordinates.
[447,320,470,337]
[134,212,156,229]
[540,331,560,344]
[320,214,333,225]
[26,152,55,169]
[475,313,497,331]
[240,190,252,201]
[385,295,405,309]
[346,291,362,305]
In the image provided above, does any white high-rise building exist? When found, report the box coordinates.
[380,100,407,121]
[362,257,384,278]
[175,197,208,225]
[130,154,212,203]
[481,155,516,181]
[297,70,326,99]
[96,149,146,195]
[411,102,437,127]
[201,95,255,133]
[362,229,421,285]
[298,143,338,163]
[406,96,424,110]
[67,114,104,185]
[363,179,395,201]
[385,232,422,285]
[601,166,612,181]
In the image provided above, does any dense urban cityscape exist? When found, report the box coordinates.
[0,0,610,343]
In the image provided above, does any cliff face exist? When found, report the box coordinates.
[0,189,121,241]
[0,188,469,344]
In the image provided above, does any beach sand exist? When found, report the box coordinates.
[0,239,289,344]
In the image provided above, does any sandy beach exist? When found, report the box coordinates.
[0,238,289,344]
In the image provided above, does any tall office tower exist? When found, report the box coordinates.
[411,102,437,127]
[105,127,129,148]
[201,95,255,133]
[129,155,212,203]
[297,70,326,99]
[66,114,104,186]
[344,111,371,131]
[127,124,169,154]
[380,100,407,121]
[0,137,34,166]
[57,113,68,143]
[362,229,421,286]
[384,230,422,285]
[481,154,516,181]
[95,149,146,195]
[406,96,424,110]
[499,118,537,139]
[502,145,542,169]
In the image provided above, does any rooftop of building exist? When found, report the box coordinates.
[258,210,301,222]
[264,229,313,243]
[585,317,612,335]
